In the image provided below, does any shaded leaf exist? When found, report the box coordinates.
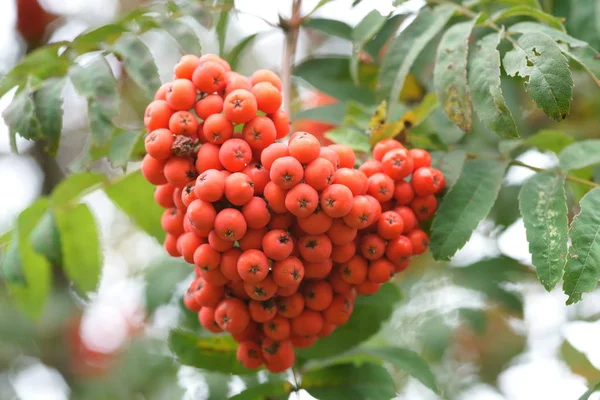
[113,33,162,100]
[2,84,41,148]
[459,308,487,334]
[161,18,202,55]
[430,159,508,260]
[434,18,477,132]
[563,0,600,50]
[325,128,370,153]
[51,173,105,206]
[55,203,102,294]
[105,170,165,242]
[519,172,568,290]
[558,43,600,87]
[109,129,145,168]
[297,284,401,360]
[525,129,575,154]
[364,14,405,59]
[563,188,600,304]
[295,56,375,103]
[503,32,573,121]
[10,199,52,319]
[228,381,293,400]
[491,5,565,31]
[431,149,466,188]
[303,363,395,400]
[295,103,346,125]
[145,256,191,314]
[70,58,119,146]
[33,77,66,155]
[350,10,388,84]
[378,5,456,109]
[227,34,259,71]
[216,12,229,56]
[468,31,519,139]
[29,211,62,267]
[72,23,129,53]
[304,18,352,40]
[0,239,25,286]
[168,330,253,375]
[559,140,600,171]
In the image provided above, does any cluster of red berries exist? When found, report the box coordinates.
[141,54,445,373]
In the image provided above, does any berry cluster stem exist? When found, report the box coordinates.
[281,0,303,117]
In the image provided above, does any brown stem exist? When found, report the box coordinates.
[281,0,302,118]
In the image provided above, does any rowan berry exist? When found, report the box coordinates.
[164,157,196,188]
[360,234,386,261]
[269,156,303,189]
[244,275,278,301]
[214,298,250,334]
[224,89,258,124]
[154,184,175,208]
[252,82,282,114]
[328,144,355,168]
[298,234,332,263]
[408,148,432,170]
[410,195,437,221]
[394,180,415,205]
[285,183,319,218]
[408,229,429,255]
[385,235,413,264]
[269,109,291,139]
[141,154,167,185]
[292,309,324,336]
[303,280,333,311]
[177,232,205,263]
[242,116,277,150]
[382,148,413,180]
[368,258,394,284]
[186,199,216,233]
[236,341,263,369]
[199,307,223,333]
[367,172,395,202]
[145,129,174,160]
[203,114,234,144]
[276,292,304,318]
[237,249,270,283]
[377,210,404,240]
[214,208,247,241]
[272,256,305,287]
[249,299,277,323]
[166,79,197,111]
[144,100,174,132]
[373,138,403,161]
[340,255,368,284]
[323,294,354,325]
[251,69,283,91]
[196,143,223,173]
[192,61,227,94]
[359,159,384,177]
[219,248,242,281]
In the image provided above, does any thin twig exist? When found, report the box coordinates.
[281,0,302,117]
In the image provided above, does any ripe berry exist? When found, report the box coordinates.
[194,169,225,202]
[251,69,283,91]
[331,241,356,264]
[219,248,242,281]
[169,111,198,136]
[192,61,227,93]
[323,294,354,325]
[395,206,418,233]
[410,195,437,221]
[187,199,216,233]
[332,168,368,197]
[289,132,321,164]
[272,256,305,287]
[224,89,258,124]
[214,208,247,241]
[367,173,395,202]
[297,207,333,235]
[249,299,277,323]
[252,82,282,114]
[285,183,319,218]
[166,79,197,111]
[377,210,404,240]
[373,138,403,161]
[261,142,289,170]
[302,280,333,311]
[360,234,386,261]
[236,341,263,369]
[303,258,334,280]
[203,114,234,144]
[276,292,305,318]
[340,255,368,284]
[195,94,224,120]
[154,184,175,208]
[409,148,432,170]
[214,298,250,334]
[242,116,277,150]
[359,159,384,177]
[194,280,225,308]
[408,229,429,255]
[269,156,304,190]
[144,100,174,132]
[394,181,415,205]
[193,243,221,272]
[142,155,168,185]
[244,275,278,300]
[239,227,267,251]
[368,258,394,284]
[237,249,270,283]
[263,181,288,214]
[320,184,354,218]
[199,307,223,333]
[263,315,291,341]
[219,138,252,172]
[385,235,413,264]
[225,172,254,206]
[298,234,332,263]
[304,158,334,191]
[326,218,357,246]
[242,197,270,229]
[145,129,174,160]
[178,232,205,263]
[161,207,185,236]
[262,230,294,261]
[343,195,373,229]
[291,309,323,336]
[196,143,223,173]
[382,148,413,180]
[328,144,355,168]
[164,157,196,188]
[270,109,291,139]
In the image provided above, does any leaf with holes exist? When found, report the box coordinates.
[113,33,162,100]
[519,172,568,291]
[503,32,573,121]
[105,170,165,242]
[559,140,600,171]
[430,159,508,260]
[302,363,396,400]
[434,18,477,133]
[161,18,202,55]
[563,188,600,304]
[168,329,254,375]
[55,204,102,294]
[378,4,456,109]
[468,31,518,139]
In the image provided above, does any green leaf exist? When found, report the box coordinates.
[161,18,202,55]
[72,23,129,53]
[51,173,105,206]
[297,284,401,360]
[109,129,145,168]
[227,34,259,71]
[431,149,467,188]
[563,188,600,304]
[113,33,162,100]
[491,6,565,31]
[55,203,102,294]
[0,239,25,286]
[525,129,575,154]
[205,373,231,400]
[430,159,509,260]
[302,363,396,400]
[105,170,165,242]
[519,172,568,290]
[228,382,293,400]
[378,4,456,109]
[508,22,587,47]
[145,256,191,314]
[168,330,254,375]
[2,84,41,149]
[364,14,405,59]
[558,43,600,87]
[468,31,519,139]
[70,58,119,147]
[306,0,336,18]
[325,128,370,153]
[563,0,600,50]
[502,32,573,121]
[434,18,477,133]
[295,103,346,125]
[451,257,525,312]
[294,56,375,103]
[0,43,71,97]
[579,381,600,400]
[559,140,600,171]
[350,10,388,84]
[458,308,487,334]
[32,77,66,155]
[216,12,229,57]
[361,347,438,393]
[29,211,62,267]
[10,199,52,319]
[304,18,352,40]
